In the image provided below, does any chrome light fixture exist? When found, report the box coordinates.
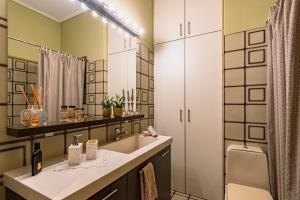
[77,0,142,37]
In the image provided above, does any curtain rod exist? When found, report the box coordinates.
[8,36,87,61]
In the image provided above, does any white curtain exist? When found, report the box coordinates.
[38,49,85,122]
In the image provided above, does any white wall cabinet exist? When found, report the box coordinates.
[185,32,223,199]
[108,26,137,54]
[154,0,184,44]
[154,0,222,44]
[155,33,223,200]
[185,0,222,37]
[154,40,186,193]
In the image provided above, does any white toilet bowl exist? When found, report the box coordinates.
[225,145,273,200]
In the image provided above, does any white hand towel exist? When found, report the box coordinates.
[147,126,158,137]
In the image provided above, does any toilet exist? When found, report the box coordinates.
[225,145,273,200]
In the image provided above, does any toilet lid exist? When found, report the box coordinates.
[226,183,273,200]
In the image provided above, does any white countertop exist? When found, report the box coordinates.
[4,135,172,200]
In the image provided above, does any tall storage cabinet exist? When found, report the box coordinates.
[185,32,223,200]
[154,40,185,192]
[154,0,223,199]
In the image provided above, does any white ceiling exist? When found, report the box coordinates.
[13,0,86,22]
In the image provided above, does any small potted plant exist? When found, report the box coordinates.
[112,95,124,117]
[101,96,113,117]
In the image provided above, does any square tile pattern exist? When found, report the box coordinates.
[224,27,268,157]
[1,42,154,197]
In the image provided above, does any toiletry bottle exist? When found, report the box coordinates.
[32,142,42,176]
[59,106,68,122]
[68,135,83,166]
[68,106,76,122]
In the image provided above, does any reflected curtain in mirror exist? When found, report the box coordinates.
[38,49,85,122]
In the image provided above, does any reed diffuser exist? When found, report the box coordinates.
[19,84,48,127]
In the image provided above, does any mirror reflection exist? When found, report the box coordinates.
[7,0,137,126]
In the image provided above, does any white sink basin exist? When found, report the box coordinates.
[101,134,159,154]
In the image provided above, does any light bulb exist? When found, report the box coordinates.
[102,17,108,24]
[118,27,124,34]
[81,3,88,10]
[92,11,98,18]
[124,32,129,38]
[111,23,116,29]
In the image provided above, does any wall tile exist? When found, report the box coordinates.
[141,59,149,75]
[246,66,267,85]
[225,105,244,122]
[246,105,266,123]
[141,75,149,90]
[225,122,244,140]
[224,51,245,69]
[225,69,244,86]
[225,32,245,52]
[246,86,266,103]
[246,28,266,48]
[90,127,106,145]
[36,135,64,160]
[0,68,7,103]
[0,27,7,65]
[225,87,244,104]
[246,123,267,142]
[246,47,267,66]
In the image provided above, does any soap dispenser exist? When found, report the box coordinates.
[32,142,42,176]
[68,135,83,166]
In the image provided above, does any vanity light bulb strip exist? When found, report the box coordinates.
[74,0,143,37]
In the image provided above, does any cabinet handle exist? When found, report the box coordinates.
[180,24,183,36]
[188,109,191,122]
[188,22,191,35]
[161,150,170,157]
[102,189,118,200]
[180,109,182,122]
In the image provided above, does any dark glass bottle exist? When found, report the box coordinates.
[32,142,42,176]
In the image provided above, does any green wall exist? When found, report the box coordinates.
[224,0,276,34]
[7,0,60,61]
[109,0,154,48]
[61,12,107,61]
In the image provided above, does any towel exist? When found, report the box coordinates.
[140,162,158,200]
[147,126,158,137]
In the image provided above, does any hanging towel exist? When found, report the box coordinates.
[140,162,158,200]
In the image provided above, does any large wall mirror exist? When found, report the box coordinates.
[7,0,138,125]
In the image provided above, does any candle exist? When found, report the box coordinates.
[127,90,130,99]
[122,89,125,98]
[131,89,134,98]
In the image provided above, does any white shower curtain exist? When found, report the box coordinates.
[38,49,85,122]
[267,0,300,199]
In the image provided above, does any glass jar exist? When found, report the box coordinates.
[20,105,32,126]
[59,106,68,122]
[30,105,48,127]
[68,106,76,122]
[74,108,84,122]
[30,105,41,127]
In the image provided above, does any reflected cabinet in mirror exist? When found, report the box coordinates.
[6,0,154,126]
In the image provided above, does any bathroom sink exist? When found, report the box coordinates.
[101,134,159,154]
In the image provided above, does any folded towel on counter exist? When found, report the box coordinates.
[140,162,158,200]
[147,126,158,137]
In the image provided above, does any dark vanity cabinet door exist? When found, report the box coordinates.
[88,176,127,200]
[127,146,171,200]
[154,146,171,200]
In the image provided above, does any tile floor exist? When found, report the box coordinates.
[171,191,206,200]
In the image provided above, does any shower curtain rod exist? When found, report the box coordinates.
[8,36,86,61]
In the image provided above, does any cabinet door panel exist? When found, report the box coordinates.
[154,0,184,44]
[108,52,127,97]
[108,25,126,54]
[154,40,185,193]
[185,0,222,36]
[185,32,223,200]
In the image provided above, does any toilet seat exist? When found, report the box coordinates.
[226,183,273,200]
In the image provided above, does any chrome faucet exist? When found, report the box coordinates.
[114,128,127,141]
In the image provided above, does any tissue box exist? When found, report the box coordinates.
[86,139,98,160]
[68,143,83,166]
